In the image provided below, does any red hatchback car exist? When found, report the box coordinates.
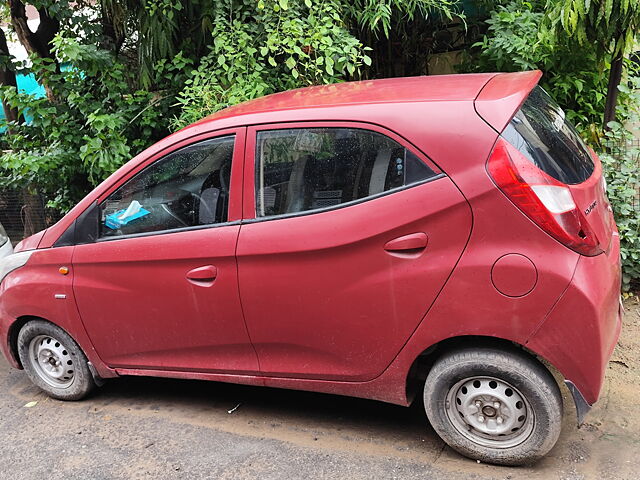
[0,71,622,465]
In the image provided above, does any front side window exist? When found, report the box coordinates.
[99,135,234,238]
[255,128,436,217]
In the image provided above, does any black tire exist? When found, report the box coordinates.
[17,320,96,401]
[423,346,562,466]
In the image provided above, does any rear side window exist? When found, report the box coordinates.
[501,86,594,184]
[255,127,436,218]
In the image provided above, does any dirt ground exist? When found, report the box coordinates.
[0,300,638,480]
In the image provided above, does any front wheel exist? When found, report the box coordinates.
[423,346,562,466]
[17,320,96,401]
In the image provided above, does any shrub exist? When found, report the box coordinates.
[599,81,640,291]
[172,0,370,129]
[0,36,174,212]
[462,1,609,141]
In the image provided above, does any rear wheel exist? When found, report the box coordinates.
[423,346,562,465]
[17,320,96,401]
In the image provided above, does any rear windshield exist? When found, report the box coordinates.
[501,86,594,184]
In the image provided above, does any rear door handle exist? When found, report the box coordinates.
[384,232,428,252]
[186,265,218,284]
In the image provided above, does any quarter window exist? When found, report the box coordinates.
[99,135,235,238]
[255,128,436,217]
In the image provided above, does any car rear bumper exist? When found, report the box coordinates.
[526,231,622,410]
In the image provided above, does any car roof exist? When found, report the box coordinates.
[192,73,499,126]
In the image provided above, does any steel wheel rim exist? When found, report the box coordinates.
[445,376,535,449]
[28,335,76,389]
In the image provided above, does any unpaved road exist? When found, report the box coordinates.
[0,300,639,480]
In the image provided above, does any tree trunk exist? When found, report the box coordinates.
[0,28,20,130]
[100,2,125,54]
[20,189,47,238]
[8,0,60,102]
[603,53,624,130]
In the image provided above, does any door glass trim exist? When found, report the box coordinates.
[95,219,242,243]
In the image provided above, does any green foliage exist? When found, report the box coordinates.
[599,80,640,290]
[0,35,172,211]
[545,0,640,56]
[544,0,640,131]
[472,3,545,71]
[172,0,369,129]
[101,0,207,88]
[464,1,609,139]
[345,0,456,37]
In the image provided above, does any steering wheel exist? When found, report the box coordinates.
[160,203,189,227]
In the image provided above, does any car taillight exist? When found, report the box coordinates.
[487,138,602,256]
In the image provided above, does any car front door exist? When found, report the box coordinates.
[237,123,472,382]
[72,128,259,374]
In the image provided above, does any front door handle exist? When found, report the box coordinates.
[384,232,428,253]
[186,265,218,284]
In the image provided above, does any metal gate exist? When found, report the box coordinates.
[0,188,59,243]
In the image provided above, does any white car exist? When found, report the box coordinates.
[0,223,13,259]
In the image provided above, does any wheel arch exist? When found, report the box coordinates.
[9,315,83,369]
[8,315,109,386]
[7,315,42,369]
[405,335,568,412]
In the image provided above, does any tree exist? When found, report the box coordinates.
[463,1,611,142]
[7,0,60,101]
[345,0,459,78]
[545,0,640,129]
[97,0,462,88]
[0,27,19,128]
[100,0,210,88]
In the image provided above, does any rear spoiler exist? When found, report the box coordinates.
[474,70,543,134]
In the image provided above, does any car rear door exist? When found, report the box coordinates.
[236,122,472,382]
[71,128,260,374]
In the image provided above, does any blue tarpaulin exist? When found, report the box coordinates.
[0,64,72,130]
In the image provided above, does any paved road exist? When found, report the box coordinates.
[0,302,638,479]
